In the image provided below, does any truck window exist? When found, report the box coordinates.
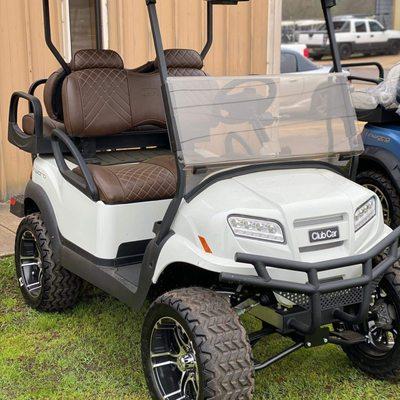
[317,21,350,32]
[355,22,367,33]
[369,21,384,32]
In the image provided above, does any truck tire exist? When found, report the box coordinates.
[15,213,82,311]
[356,170,400,229]
[312,54,323,61]
[342,263,400,381]
[339,43,352,59]
[141,287,254,400]
[389,40,400,55]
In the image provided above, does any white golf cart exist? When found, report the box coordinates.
[8,0,400,398]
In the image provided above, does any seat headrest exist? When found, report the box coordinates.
[44,67,68,121]
[156,49,203,70]
[71,49,124,71]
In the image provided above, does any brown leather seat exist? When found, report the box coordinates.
[22,114,65,138]
[74,155,177,204]
[156,49,207,77]
[62,49,166,137]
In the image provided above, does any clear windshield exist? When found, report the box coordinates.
[168,73,363,168]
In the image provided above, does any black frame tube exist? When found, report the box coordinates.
[254,342,304,371]
[42,0,70,74]
[43,0,103,69]
[28,79,47,113]
[320,0,342,73]
[94,0,104,50]
[51,128,99,201]
[146,0,186,244]
[201,2,214,59]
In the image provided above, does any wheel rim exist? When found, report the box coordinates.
[356,284,399,358]
[19,230,43,298]
[150,317,200,400]
[363,183,391,226]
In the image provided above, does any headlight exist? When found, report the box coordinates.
[354,197,376,232]
[228,215,285,243]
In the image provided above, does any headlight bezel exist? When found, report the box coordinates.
[354,196,377,232]
[227,214,286,244]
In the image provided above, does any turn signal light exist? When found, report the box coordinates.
[198,236,212,254]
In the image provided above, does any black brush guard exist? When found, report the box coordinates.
[221,227,400,334]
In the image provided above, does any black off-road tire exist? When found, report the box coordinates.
[343,264,400,380]
[142,287,254,400]
[339,43,352,59]
[356,170,400,229]
[15,213,82,311]
[389,40,400,55]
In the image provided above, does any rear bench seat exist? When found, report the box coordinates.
[26,48,206,204]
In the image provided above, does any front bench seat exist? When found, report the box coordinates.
[74,154,177,204]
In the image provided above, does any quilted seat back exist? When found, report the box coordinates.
[62,49,207,138]
[62,49,166,138]
[156,49,207,77]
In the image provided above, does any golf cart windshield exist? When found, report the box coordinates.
[168,72,363,169]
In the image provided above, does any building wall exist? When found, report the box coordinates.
[0,0,271,202]
[0,0,62,201]
[108,0,269,75]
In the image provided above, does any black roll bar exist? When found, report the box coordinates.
[321,0,342,73]
[201,2,214,59]
[42,0,104,73]
[42,0,70,74]
[201,0,250,60]
[146,0,186,244]
[94,0,104,50]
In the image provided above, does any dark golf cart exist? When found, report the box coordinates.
[7,0,400,399]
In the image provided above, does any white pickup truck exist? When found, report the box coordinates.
[298,17,400,60]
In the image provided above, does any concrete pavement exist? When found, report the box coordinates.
[0,203,20,257]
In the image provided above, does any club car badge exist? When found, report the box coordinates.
[309,226,340,243]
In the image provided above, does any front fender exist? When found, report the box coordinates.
[153,233,255,284]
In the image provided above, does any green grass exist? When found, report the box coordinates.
[0,256,399,400]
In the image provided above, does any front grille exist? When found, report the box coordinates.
[278,286,364,311]
[293,213,344,228]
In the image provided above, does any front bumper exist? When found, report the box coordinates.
[220,226,400,334]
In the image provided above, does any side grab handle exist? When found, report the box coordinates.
[9,91,43,139]
[51,128,99,201]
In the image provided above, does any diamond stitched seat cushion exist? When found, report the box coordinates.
[74,155,177,204]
